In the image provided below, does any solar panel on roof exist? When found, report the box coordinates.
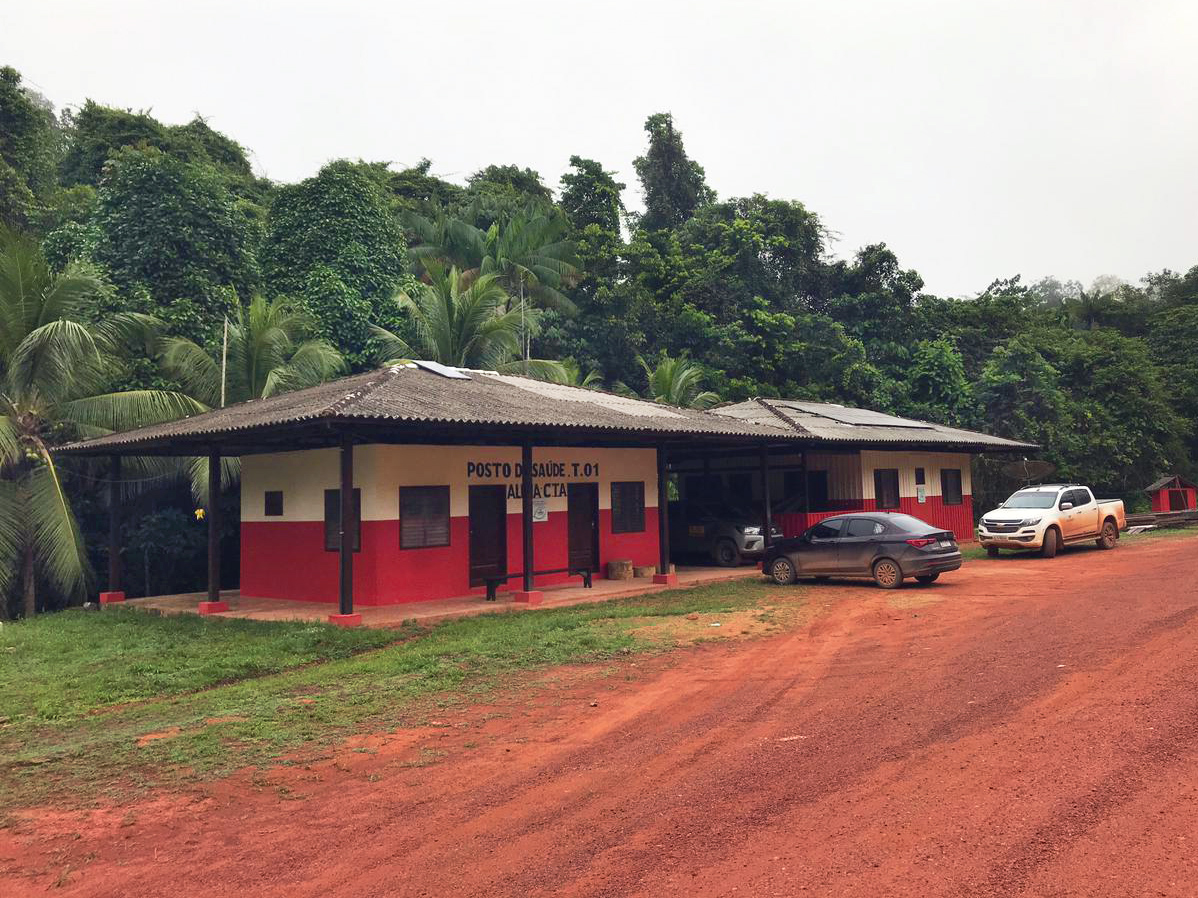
[412,360,471,379]
[783,402,933,429]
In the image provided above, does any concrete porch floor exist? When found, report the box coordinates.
[120,565,763,628]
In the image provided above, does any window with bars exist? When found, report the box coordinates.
[874,469,900,509]
[323,488,361,552]
[611,481,646,533]
[941,469,963,506]
[400,486,451,549]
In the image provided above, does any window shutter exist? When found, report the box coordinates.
[400,486,451,548]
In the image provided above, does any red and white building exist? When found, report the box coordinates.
[62,365,1031,622]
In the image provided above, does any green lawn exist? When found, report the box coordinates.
[0,578,788,811]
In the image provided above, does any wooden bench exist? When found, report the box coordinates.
[482,568,593,601]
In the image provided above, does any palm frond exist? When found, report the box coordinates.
[54,390,208,433]
[0,478,24,599]
[495,358,568,381]
[0,415,24,471]
[27,457,92,601]
[188,454,242,504]
[160,337,223,407]
[8,319,102,406]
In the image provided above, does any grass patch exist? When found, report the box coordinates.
[0,577,790,811]
[0,607,401,725]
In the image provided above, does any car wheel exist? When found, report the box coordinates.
[915,573,939,585]
[1096,519,1119,550]
[986,546,1000,558]
[1041,527,1060,558]
[769,556,796,585]
[872,558,903,589]
[713,538,741,567]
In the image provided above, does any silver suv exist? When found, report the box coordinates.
[671,500,784,566]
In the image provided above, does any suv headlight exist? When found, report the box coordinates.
[1020,518,1042,526]
[743,526,761,536]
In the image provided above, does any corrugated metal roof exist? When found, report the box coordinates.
[58,364,796,454]
[1145,475,1197,492]
[712,398,1035,451]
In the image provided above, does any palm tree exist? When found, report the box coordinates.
[408,203,580,362]
[159,295,346,498]
[160,295,345,408]
[371,263,564,380]
[634,354,720,409]
[549,358,604,389]
[0,229,204,617]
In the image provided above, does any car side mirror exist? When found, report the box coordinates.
[1060,502,1074,511]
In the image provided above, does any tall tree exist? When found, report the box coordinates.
[91,145,260,343]
[261,160,415,365]
[632,113,715,231]
[0,66,61,229]
[0,229,203,617]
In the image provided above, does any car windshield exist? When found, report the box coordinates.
[1003,491,1059,509]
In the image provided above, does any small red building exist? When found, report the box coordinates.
[1145,475,1198,512]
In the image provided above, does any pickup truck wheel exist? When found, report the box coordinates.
[872,558,903,589]
[1041,527,1060,558]
[986,546,1000,558]
[1097,519,1119,549]
[769,556,797,585]
[713,538,741,567]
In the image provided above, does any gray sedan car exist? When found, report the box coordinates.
[762,513,962,589]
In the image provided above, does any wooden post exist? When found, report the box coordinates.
[760,444,773,550]
[654,444,676,584]
[521,443,534,592]
[99,455,125,605]
[513,442,541,604]
[198,452,228,614]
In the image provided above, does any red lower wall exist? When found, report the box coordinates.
[241,509,659,605]
[774,496,976,541]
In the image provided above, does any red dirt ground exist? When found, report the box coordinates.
[4,536,1198,897]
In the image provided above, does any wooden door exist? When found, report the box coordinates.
[567,482,599,572]
[469,485,507,586]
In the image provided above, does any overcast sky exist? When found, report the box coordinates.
[6,0,1196,296]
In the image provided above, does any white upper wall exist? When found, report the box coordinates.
[241,444,659,522]
[859,450,973,500]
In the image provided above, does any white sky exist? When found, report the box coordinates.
[6,0,1197,296]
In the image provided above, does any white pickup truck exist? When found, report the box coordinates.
[977,484,1126,558]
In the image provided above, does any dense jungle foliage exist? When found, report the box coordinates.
[2,63,1195,614]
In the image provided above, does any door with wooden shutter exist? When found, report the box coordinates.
[567,482,599,572]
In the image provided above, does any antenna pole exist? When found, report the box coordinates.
[220,315,228,408]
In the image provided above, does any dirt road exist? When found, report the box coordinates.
[6,536,1198,896]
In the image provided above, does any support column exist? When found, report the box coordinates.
[329,436,362,626]
[198,452,228,614]
[513,442,542,604]
[654,444,676,585]
[759,444,773,554]
[99,455,125,605]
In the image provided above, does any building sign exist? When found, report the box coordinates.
[916,485,927,503]
[466,459,601,501]
[532,498,548,522]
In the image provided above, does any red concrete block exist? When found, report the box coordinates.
[197,601,230,615]
[98,591,126,604]
[511,591,543,605]
[652,573,678,586]
[327,612,363,627]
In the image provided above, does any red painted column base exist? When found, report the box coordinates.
[652,573,678,586]
[511,591,543,606]
[99,591,126,604]
[327,612,363,627]
[197,601,230,615]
